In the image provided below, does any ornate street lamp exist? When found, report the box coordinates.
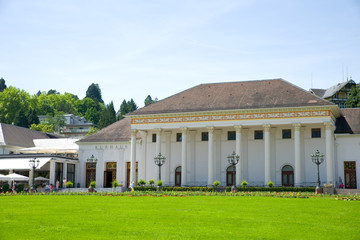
[154,153,166,181]
[29,158,40,191]
[87,155,98,183]
[227,151,239,192]
[311,150,325,194]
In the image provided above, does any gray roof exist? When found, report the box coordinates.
[128,79,334,116]
[322,80,355,99]
[309,88,326,98]
[77,118,141,143]
[0,123,55,148]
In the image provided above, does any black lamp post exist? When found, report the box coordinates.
[227,151,239,192]
[87,154,98,183]
[29,158,40,191]
[154,153,166,181]
[311,150,325,194]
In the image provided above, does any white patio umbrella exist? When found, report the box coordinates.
[2,173,29,181]
[35,176,49,181]
[0,174,6,181]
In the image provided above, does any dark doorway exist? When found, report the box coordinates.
[104,162,117,188]
[344,161,357,189]
[282,165,294,187]
[175,166,181,186]
[226,166,235,186]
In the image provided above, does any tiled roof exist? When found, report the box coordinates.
[336,108,360,134]
[309,88,326,98]
[128,79,334,116]
[0,123,53,147]
[77,118,140,143]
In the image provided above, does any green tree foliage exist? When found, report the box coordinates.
[14,109,29,128]
[0,78,7,92]
[76,97,104,125]
[27,108,40,125]
[86,127,100,136]
[41,114,66,133]
[98,101,117,129]
[118,99,138,119]
[0,87,31,124]
[47,89,59,95]
[30,123,54,133]
[86,83,103,103]
[346,85,360,108]
[144,95,158,106]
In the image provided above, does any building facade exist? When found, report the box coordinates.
[77,79,360,189]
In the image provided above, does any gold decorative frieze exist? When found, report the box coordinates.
[131,110,331,125]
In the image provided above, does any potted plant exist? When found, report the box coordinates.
[267,180,274,188]
[241,181,248,188]
[156,180,163,191]
[148,179,155,187]
[112,180,119,191]
[66,181,73,190]
[138,179,146,186]
[88,181,96,192]
[213,180,220,192]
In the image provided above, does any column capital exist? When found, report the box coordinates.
[180,127,188,134]
[154,128,163,134]
[207,126,215,134]
[324,122,335,130]
[293,123,302,131]
[263,124,271,132]
[130,129,137,136]
[234,125,242,132]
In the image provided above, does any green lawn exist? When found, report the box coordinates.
[0,195,359,240]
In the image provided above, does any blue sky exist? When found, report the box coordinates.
[0,0,359,110]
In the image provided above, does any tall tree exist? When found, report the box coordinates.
[144,95,158,106]
[47,89,59,95]
[0,87,31,124]
[117,98,138,120]
[346,85,360,108]
[98,101,117,129]
[0,78,7,92]
[27,108,40,125]
[14,109,29,128]
[86,83,104,103]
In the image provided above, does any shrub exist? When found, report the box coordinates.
[138,179,146,186]
[2,183,9,192]
[17,184,24,192]
[148,179,155,186]
[111,180,119,188]
[213,180,220,187]
[66,181,74,188]
[241,181,248,187]
[225,186,316,192]
[157,180,163,187]
[267,181,274,188]
[89,181,96,188]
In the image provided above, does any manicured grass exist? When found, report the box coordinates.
[0,195,359,239]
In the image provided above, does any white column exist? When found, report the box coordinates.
[293,124,302,186]
[164,131,171,185]
[155,129,162,155]
[49,161,56,185]
[181,128,187,186]
[189,130,196,185]
[63,162,68,187]
[235,125,242,186]
[264,124,271,186]
[75,162,80,188]
[207,127,215,186]
[325,122,335,185]
[140,131,147,181]
[130,129,137,186]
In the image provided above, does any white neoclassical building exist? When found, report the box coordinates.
[77,79,360,189]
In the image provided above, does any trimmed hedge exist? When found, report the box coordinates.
[225,187,316,192]
[134,186,315,193]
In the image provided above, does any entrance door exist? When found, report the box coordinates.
[175,166,181,186]
[282,165,294,187]
[126,162,138,188]
[344,161,357,189]
[86,163,96,188]
[104,162,117,188]
[226,166,235,186]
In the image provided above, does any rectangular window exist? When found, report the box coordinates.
[201,132,209,141]
[254,130,263,140]
[282,129,291,139]
[176,133,182,142]
[152,134,156,143]
[228,131,236,140]
[311,128,321,138]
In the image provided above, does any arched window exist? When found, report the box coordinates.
[226,166,236,186]
[282,165,294,187]
[175,166,181,186]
